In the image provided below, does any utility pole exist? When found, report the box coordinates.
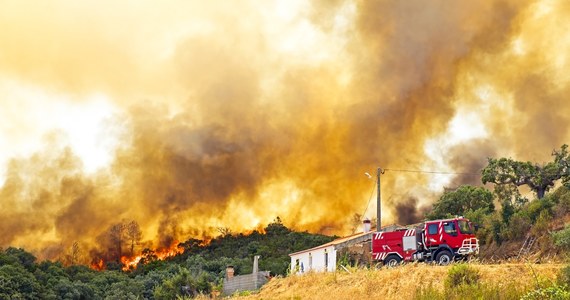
[376,167,384,231]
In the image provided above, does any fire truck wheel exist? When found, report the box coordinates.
[383,255,402,267]
[436,250,453,265]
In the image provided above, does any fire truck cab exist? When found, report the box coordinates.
[372,217,478,266]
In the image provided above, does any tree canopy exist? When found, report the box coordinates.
[426,185,494,220]
[0,218,335,299]
[481,144,570,199]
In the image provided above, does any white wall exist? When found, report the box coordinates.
[290,245,336,274]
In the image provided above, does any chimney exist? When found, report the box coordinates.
[253,255,261,289]
[226,266,234,279]
[253,255,260,274]
[363,219,371,233]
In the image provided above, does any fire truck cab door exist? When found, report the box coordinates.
[425,223,439,246]
[442,221,463,248]
[425,221,460,247]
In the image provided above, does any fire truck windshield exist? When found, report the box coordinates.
[458,220,473,234]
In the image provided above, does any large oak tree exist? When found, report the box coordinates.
[482,144,570,199]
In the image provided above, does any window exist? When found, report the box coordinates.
[309,253,312,270]
[444,222,457,235]
[458,220,473,234]
[324,250,329,270]
[428,224,438,235]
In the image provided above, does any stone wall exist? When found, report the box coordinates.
[222,271,270,295]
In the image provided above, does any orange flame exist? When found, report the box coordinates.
[120,241,184,271]
[121,255,142,271]
[155,241,184,260]
[90,258,104,271]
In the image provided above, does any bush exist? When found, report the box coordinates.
[521,284,570,300]
[415,282,525,300]
[558,265,570,286]
[527,197,554,223]
[552,187,570,218]
[552,225,570,251]
[506,213,532,240]
[475,213,504,245]
[464,207,489,229]
[532,210,552,236]
[444,264,480,289]
[414,283,442,300]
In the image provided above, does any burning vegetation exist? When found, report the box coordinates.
[85,219,186,271]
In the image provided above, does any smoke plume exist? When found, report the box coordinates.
[1,0,570,262]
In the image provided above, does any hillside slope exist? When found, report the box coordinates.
[232,263,564,300]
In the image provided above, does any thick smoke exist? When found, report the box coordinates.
[1,0,570,262]
[446,139,498,187]
[394,198,421,225]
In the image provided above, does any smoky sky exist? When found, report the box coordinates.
[1,0,570,261]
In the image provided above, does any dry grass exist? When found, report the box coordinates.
[229,262,564,300]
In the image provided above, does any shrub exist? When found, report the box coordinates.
[521,284,570,300]
[476,213,504,245]
[444,264,480,289]
[552,225,570,251]
[491,217,505,244]
[527,197,554,223]
[415,282,525,300]
[506,212,532,240]
[414,284,441,300]
[553,186,570,218]
[532,210,552,236]
[557,265,570,286]
[501,199,516,224]
[465,207,492,227]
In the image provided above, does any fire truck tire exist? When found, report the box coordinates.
[435,250,453,265]
[383,255,402,267]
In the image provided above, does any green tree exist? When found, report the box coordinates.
[426,185,494,220]
[482,145,570,199]
[134,269,172,299]
[494,184,527,224]
[52,278,96,300]
[264,217,290,236]
[0,264,42,299]
[104,280,144,300]
[153,267,199,299]
[4,247,37,271]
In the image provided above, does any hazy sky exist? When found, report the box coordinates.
[1,0,570,261]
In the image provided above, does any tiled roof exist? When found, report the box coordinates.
[289,231,372,256]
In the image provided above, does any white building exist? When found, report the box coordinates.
[288,231,372,274]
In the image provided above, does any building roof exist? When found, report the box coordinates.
[289,231,372,257]
[288,224,410,257]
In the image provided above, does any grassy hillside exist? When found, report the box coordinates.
[232,263,565,300]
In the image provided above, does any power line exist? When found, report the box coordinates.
[357,167,482,231]
[383,168,481,176]
[360,175,376,223]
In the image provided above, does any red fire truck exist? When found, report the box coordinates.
[372,217,479,266]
